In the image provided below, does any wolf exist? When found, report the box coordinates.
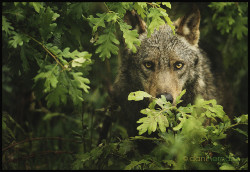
[111,9,232,137]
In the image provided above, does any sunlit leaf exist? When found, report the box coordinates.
[128,91,152,101]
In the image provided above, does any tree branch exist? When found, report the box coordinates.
[2,137,79,152]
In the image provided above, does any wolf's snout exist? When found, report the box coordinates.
[156,93,173,104]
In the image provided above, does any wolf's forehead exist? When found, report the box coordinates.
[141,29,184,52]
[138,24,199,61]
[142,27,174,45]
[141,37,185,59]
[141,48,181,62]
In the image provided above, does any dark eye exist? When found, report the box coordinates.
[174,62,184,70]
[144,61,154,70]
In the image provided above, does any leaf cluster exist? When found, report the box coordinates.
[72,89,248,170]
[208,2,248,40]
[3,2,93,107]
[87,2,175,60]
[126,90,248,170]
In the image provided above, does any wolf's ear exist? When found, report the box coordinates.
[124,10,146,34]
[174,9,200,46]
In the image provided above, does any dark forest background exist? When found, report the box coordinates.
[2,2,248,170]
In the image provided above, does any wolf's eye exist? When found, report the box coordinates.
[174,62,184,70]
[144,61,154,70]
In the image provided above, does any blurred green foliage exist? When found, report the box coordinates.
[72,90,248,170]
[2,2,248,170]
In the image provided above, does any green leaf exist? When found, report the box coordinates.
[70,72,90,93]
[61,48,92,61]
[125,160,150,170]
[45,45,68,65]
[148,99,157,109]
[118,140,134,155]
[228,16,235,25]
[137,108,166,135]
[119,20,141,53]
[33,64,59,93]
[178,106,192,114]
[7,7,25,21]
[137,117,151,135]
[68,82,84,105]
[69,3,89,20]
[89,146,104,160]
[232,128,248,137]
[149,118,157,134]
[30,2,44,13]
[105,12,119,22]
[161,12,175,34]
[45,44,92,68]
[140,108,151,115]
[39,7,59,41]
[72,153,91,169]
[162,2,171,9]
[58,71,87,106]
[88,13,106,33]
[208,105,225,119]
[8,32,29,48]
[133,2,147,19]
[106,2,133,17]
[173,116,186,131]
[72,57,86,67]
[175,89,186,105]
[61,47,72,58]
[95,26,120,60]
[128,91,152,101]
[147,8,166,37]
[155,95,170,108]
[2,16,14,35]
[219,163,236,170]
[157,114,169,132]
[232,16,248,40]
[45,84,68,107]
[235,114,248,123]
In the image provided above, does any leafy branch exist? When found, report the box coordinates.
[128,90,247,141]
[25,33,66,70]
[87,2,175,60]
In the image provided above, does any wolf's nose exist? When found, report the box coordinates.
[156,93,173,104]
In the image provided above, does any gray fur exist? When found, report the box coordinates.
[112,10,227,136]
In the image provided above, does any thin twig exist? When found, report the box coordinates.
[103,2,110,12]
[2,137,79,152]
[24,34,66,70]
[3,150,74,164]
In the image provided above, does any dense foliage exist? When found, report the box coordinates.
[2,2,248,170]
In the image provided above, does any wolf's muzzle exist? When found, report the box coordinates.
[156,93,173,104]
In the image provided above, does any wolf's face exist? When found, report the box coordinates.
[115,9,208,107]
[129,24,201,104]
[112,9,223,137]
